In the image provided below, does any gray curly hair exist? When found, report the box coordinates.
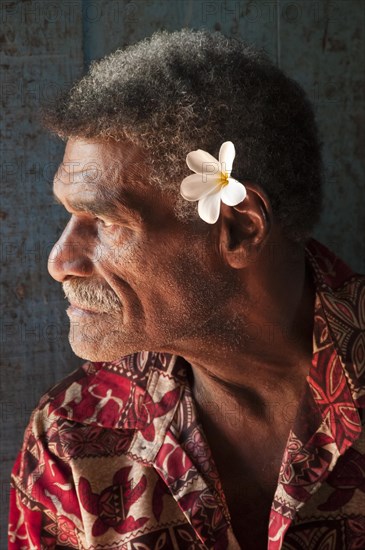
[43,28,323,242]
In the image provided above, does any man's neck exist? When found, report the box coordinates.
[168,241,316,426]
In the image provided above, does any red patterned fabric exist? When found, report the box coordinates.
[8,239,365,549]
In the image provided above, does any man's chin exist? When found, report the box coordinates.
[68,332,139,363]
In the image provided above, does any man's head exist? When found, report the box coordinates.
[45,29,323,362]
[45,28,323,242]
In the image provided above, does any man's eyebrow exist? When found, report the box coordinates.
[52,190,140,221]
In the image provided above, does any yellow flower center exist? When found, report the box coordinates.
[220,172,229,188]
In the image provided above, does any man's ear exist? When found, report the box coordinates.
[218,182,272,269]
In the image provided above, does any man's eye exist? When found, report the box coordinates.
[95,217,114,228]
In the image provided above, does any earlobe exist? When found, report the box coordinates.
[219,183,272,269]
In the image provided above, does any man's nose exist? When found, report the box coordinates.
[48,217,95,282]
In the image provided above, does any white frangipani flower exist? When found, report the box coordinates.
[180,141,247,224]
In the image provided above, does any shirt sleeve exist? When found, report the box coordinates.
[8,452,57,549]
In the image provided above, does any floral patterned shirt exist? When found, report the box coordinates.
[8,239,365,549]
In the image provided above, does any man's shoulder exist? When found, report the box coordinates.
[307,239,365,405]
[306,238,365,330]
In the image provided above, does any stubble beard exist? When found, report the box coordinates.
[67,313,143,362]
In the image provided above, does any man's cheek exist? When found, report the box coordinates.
[93,240,136,266]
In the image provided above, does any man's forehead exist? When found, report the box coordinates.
[58,138,146,182]
[63,138,103,162]
[54,139,151,207]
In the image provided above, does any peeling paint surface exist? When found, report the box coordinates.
[1,1,364,545]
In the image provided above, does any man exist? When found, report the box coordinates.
[9,29,365,550]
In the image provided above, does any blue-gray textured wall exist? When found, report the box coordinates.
[1,0,364,546]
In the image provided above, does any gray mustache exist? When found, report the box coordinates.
[63,279,122,313]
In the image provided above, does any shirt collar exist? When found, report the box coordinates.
[47,352,189,435]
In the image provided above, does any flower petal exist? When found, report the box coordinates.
[180,173,220,201]
[221,178,247,206]
[219,141,235,174]
[198,190,222,224]
[186,149,219,175]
